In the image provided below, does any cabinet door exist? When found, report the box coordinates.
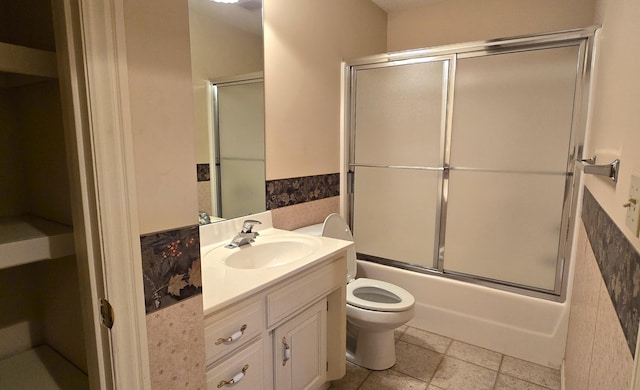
[274,299,327,390]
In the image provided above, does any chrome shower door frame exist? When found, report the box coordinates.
[343,27,598,301]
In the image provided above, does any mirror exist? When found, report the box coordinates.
[188,0,265,223]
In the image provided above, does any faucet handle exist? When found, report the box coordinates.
[241,219,262,233]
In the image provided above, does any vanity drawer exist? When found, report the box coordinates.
[266,256,345,327]
[206,339,265,390]
[205,298,263,365]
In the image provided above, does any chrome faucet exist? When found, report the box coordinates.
[226,219,262,248]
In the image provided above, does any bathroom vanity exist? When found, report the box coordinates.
[200,213,351,390]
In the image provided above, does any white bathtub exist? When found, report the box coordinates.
[356,260,570,368]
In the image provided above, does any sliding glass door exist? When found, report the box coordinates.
[347,31,592,297]
[444,46,580,291]
[351,58,449,269]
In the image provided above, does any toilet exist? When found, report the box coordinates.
[296,213,415,370]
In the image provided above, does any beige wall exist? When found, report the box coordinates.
[586,0,640,252]
[123,2,206,389]
[189,9,263,163]
[263,0,387,180]
[124,0,199,234]
[387,0,595,51]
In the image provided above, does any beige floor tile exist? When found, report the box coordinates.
[429,356,497,390]
[393,340,443,382]
[330,361,371,390]
[446,340,502,370]
[359,370,428,390]
[500,356,560,390]
[395,324,409,340]
[495,374,554,390]
[400,327,452,353]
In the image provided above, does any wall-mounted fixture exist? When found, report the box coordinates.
[625,175,640,237]
[579,155,620,183]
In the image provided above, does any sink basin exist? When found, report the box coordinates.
[207,235,322,270]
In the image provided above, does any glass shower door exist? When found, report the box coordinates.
[351,58,450,268]
[443,46,581,291]
[214,80,265,218]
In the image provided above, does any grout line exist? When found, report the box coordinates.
[387,368,431,388]
[495,354,505,390]
[498,371,559,390]
[354,369,372,390]
[398,328,453,355]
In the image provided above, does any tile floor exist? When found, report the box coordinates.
[330,325,561,390]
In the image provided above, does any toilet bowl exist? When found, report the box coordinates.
[318,213,415,370]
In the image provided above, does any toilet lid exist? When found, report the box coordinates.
[322,213,357,283]
[347,278,415,312]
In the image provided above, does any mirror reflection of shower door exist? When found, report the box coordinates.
[213,79,265,219]
[443,46,581,291]
[351,59,450,268]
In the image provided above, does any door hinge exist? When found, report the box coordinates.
[100,298,114,329]
[326,301,329,311]
[326,361,329,372]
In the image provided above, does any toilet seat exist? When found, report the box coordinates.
[347,278,415,312]
[322,213,415,312]
[322,213,357,283]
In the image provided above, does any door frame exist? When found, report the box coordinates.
[54,0,150,388]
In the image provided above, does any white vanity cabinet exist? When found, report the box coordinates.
[204,253,347,390]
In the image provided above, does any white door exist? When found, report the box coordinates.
[274,299,327,390]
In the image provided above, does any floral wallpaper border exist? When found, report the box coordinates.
[196,163,210,182]
[582,187,640,356]
[141,225,202,314]
[266,173,340,209]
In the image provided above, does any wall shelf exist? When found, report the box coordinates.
[0,345,88,389]
[0,42,58,79]
[0,216,75,270]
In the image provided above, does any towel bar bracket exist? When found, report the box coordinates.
[578,156,619,183]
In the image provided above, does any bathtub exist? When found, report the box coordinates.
[356,259,570,369]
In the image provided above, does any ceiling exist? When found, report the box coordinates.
[189,0,263,36]
[371,0,446,12]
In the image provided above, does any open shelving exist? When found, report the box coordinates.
[0,345,88,389]
[0,216,75,270]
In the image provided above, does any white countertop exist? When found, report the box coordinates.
[201,226,352,316]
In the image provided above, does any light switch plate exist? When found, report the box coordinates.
[625,175,640,237]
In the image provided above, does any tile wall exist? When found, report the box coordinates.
[140,225,204,390]
[564,188,638,389]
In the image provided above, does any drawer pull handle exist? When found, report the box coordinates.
[217,364,249,388]
[282,337,291,366]
[215,324,247,345]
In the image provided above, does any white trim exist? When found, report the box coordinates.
[52,1,114,388]
[339,62,348,219]
[75,0,151,388]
